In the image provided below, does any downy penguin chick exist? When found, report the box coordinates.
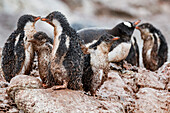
[28,32,53,86]
[136,23,168,71]
[125,36,139,66]
[1,15,40,82]
[41,11,84,90]
[82,34,119,96]
[78,20,141,65]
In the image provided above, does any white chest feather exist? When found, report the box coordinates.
[51,35,61,58]
[90,42,109,69]
[24,22,36,40]
[20,38,34,74]
[51,20,63,60]
[108,42,131,62]
[19,23,36,74]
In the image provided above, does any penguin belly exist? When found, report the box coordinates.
[108,42,131,62]
[19,42,34,74]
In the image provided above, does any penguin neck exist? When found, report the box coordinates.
[89,42,110,68]
[90,42,110,58]
[97,42,111,55]
[51,24,63,60]
[24,22,36,39]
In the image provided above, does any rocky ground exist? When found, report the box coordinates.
[0,49,169,113]
[0,0,170,63]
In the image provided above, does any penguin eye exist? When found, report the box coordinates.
[29,17,35,22]
[105,37,111,42]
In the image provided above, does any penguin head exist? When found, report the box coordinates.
[101,34,120,45]
[29,32,53,50]
[136,23,154,40]
[41,11,69,32]
[112,20,141,39]
[89,34,120,50]
[17,15,40,31]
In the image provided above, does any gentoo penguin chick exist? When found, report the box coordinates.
[78,20,141,64]
[41,11,84,90]
[1,15,40,82]
[28,32,53,86]
[136,23,168,71]
[82,34,119,96]
[125,36,139,66]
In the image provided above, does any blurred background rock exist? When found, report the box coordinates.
[0,0,169,64]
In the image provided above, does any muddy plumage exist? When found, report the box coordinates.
[29,32,53,85]
[1,15,40,82]
[78,20,140,64]
[82,34,119,96]
[137,23,168,71]
[41,11,84,90]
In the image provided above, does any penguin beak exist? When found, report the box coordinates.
[133,20,141,26]
[34,16,41,21]
[135,26,140,30]
[41,18,49,22]
[41,18,55,27]
[112,37,120,41]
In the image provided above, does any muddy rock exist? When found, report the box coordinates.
[97,71,136,112]
[14,89,124,113]
[4,64,170,113]
[7,75,42,100]
[134,88,170,113]
[7,74,124,112]
[0,88,18,113]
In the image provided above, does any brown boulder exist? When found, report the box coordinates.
[134,88,170,113]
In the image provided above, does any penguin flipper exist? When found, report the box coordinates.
[15,31,25,74]
[1,31,18,82]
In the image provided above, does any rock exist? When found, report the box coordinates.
[0,88,18,113]
[134,88,170,113]
[136,70,165,90]
[121,68,166,93]
[7,75,42,99]
[80,0,164,18]
[167,82,170,91]
[7,73,124,112]
[6,65,170,112]
[0,81,9,88]
[97,71,136,112]
[13,89,124,113]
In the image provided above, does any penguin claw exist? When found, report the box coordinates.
[42,84,47,88]
[51,85,67,90]
[51,80,68,90]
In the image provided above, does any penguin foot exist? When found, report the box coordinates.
[42,84,48,88]
[51,80,68,90]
